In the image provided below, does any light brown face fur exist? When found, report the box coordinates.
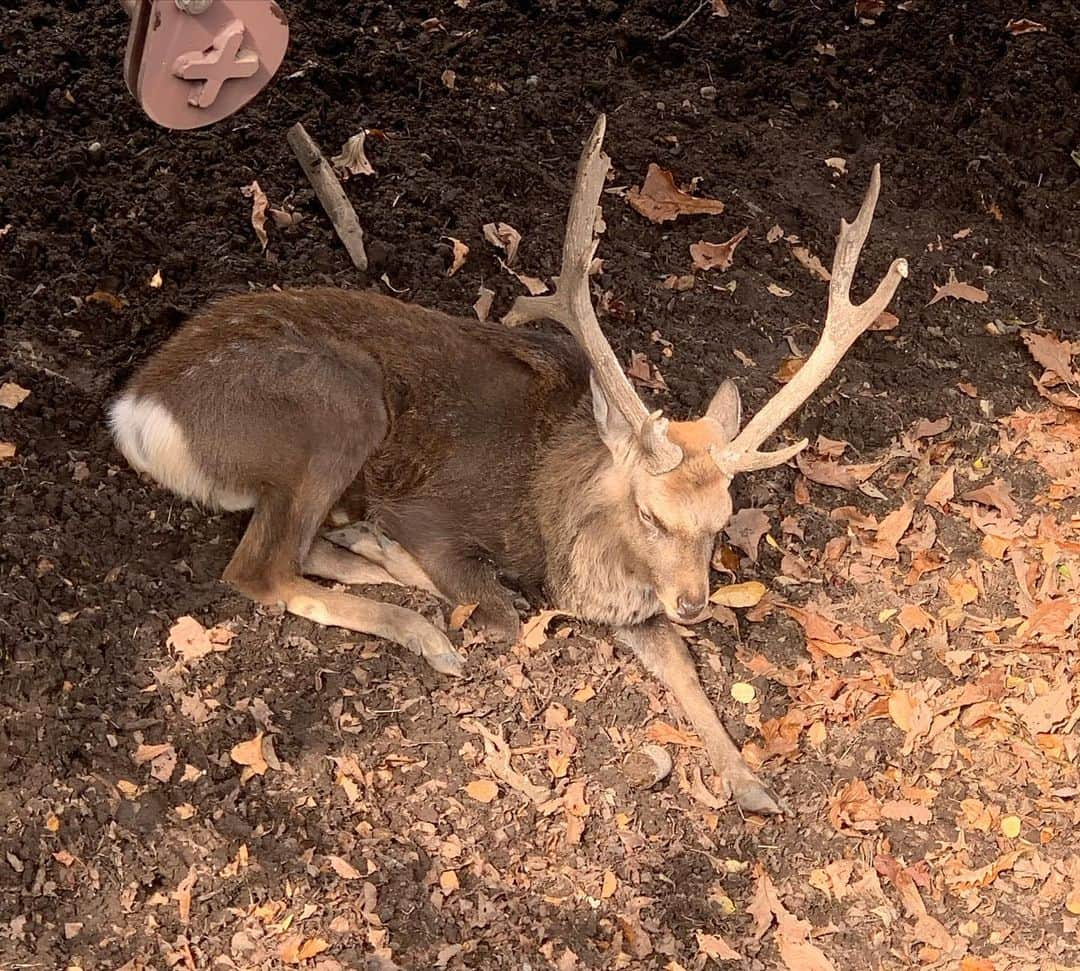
[590,375,744,627]
[613,420,734,623]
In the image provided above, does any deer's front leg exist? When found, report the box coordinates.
[617,617,784,815]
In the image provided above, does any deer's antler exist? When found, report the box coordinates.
[710,165,908,475]
[503,116,684,475]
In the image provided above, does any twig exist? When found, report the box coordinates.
[286,122,368,271]
[659,0,709,41]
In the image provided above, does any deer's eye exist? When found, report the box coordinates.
[639,508,663,532]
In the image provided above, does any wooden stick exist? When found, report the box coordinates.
[286,122,368,271]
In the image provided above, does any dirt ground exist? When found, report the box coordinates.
[2,1,1080,969]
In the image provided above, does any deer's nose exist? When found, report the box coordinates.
[677,596,706,621]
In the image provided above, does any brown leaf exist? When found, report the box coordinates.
[327,854,362,880]
[464,778,499,803]
[628,351,668,391]
[864,502,915,560]
[961,478,1020,520]
[710,580,766,608]
[789,245,831,281]
[663,273,695,291]
[440,68,456,89]
[474,285,494,321]
[773,356,806,383]
[767,282,793,298]
[796,453,880,491]
[646,720,702,748]
[927,268,988,305]
[331,131,375,177]
[766,224,785,243]
[240,181,269,250]
[924,466,955,511]
[1006,18,1047,34]
[167,616,232,663]
[829,779,882,832]
[912,416,951,440]
[711,0,730,15]
[449,602,478,630]
[697,931,741,962]
[690,227,749,272]
[869,310,900,331]
[175,867,196,925]
[483,221,522,265]
[855,0,885,17]
[0,383,30,410]
[628,164,725,224]
[443,237,469,276]
[1022,330,1078,384]
[724,507,771,563]
[86,290,126,311]
[230,732,269,776]
[519,609,569,649]
[0,442,15,461]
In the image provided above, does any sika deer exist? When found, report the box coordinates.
[109,117,906,813]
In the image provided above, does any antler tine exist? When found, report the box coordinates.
[712,164,908,476]
[504,116,683,474]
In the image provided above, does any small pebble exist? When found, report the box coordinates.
[700,85,718,101]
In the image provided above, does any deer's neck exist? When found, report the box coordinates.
[533,406,661,628]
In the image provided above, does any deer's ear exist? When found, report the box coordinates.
[590,372,637,461]
[706,379,742,442]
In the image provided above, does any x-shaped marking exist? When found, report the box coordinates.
[172,19,259,109]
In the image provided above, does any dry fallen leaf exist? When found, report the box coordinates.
[928,268,988,306]
[0,382,30,410]
[710,0,729,15]
[230,732,269,776]
[789,244,831,281]
[240,180,269,250]
[167,616,234,664]
[1006,18,1047,34]
[924,466,955,511]
[519,609,569,649]
[327,854,362,880]
[628,164,725,224]
[474,285,494,321]
[0,443,15,461]
[773,355,806,384]
[663,273,695,292]
[697,930,741,962]
[465,778,499,803]
[646,720,701,748]
[824,156,847,174]
[483,221,522,265]
[86,290,126,311]
[440,68,456,89]
[443,236,469,276]
[869,310,900,331]
[690,227,748,272]
[710,580,766,608]
[767,283,793,298]
[724,508,771,563]
[1022,329,1078,384]
[332,131,375,177]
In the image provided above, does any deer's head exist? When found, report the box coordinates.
[508,117,907,626]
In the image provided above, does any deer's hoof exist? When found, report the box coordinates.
[407,630,466,678]
[730,775,787,816]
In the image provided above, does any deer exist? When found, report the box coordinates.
[109,117,906,814]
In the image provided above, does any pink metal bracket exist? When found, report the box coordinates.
[122,0,289,130]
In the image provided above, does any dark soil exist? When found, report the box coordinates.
[1,1,1078,969]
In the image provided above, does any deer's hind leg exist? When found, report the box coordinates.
[221,403,465,677]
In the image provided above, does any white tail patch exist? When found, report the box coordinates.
[108,393,255,511]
